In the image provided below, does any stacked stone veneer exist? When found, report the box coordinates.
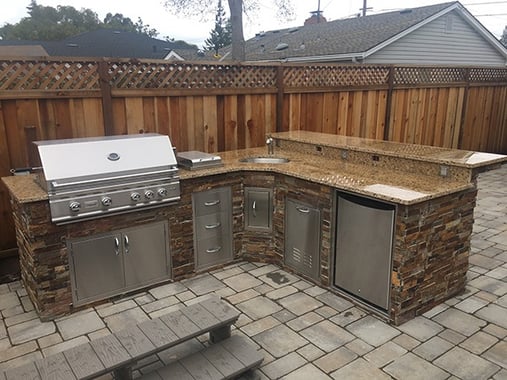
[11,173,244,320]
[391,186,477,324]
[10,167,476,325]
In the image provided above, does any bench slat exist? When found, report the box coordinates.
[63,342,106,380]
[160,310,200,339]
[4,362,40,380]
[90,334,131,369]
[156,361,195,380]
[181,303,220,330]
[141,335,263,380]
[137,318,178,349]
[115,325,156,358]
[35,352,76,380]
[180,351,223,380]
[202,343,244,378]
[200,297,238,322]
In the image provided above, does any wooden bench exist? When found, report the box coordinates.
[1,296,263,380]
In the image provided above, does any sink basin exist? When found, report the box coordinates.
[239,156,290,164]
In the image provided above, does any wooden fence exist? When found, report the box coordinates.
[1,58,507,253]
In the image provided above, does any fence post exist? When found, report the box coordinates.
[276,65,284,132]
[383,65,395,141]
[457,68,471,149]
[98,60,114,136]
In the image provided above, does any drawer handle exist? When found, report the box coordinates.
[204,200,220,206]
[205,222,221,229]
[252,200,257,217]
[296,206,310,213]
[206,246,222,254]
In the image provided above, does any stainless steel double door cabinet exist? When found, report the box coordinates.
[68,221,170,306]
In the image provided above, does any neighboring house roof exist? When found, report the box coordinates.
[0,29,198,60]
[223,1,507,63]
[0,44,48,57]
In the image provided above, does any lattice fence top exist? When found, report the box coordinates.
[469,68,507,83]
[1,58,507,93]
[393,67,468,85]
[284,65,391,88]
[108,62,278,90]
[0,59,99,91]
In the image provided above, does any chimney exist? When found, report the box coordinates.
[304,10,327,25]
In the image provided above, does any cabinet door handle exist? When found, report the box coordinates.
[204,200,220,207]
[252,200,257,217]
[114,237,120,256]
[124,235,129,254]
[206,246,222,254]
[205,222,221,229]
[296,206,310,213]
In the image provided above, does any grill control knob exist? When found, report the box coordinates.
[101,196,112,207]
[131,192,141,202]
[158,188,168,197]
[144,190,155,200]
[69,201,80,213]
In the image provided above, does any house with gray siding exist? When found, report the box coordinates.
[225,2,507,66]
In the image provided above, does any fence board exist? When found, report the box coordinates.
[203,96,218,153]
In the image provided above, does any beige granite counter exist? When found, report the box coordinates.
[272,131,507,168]
[4,132,505,206]
[1,147,474,206]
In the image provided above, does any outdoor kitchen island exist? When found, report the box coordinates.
[3,131,506,325]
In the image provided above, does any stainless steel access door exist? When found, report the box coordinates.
[334,192,395,310]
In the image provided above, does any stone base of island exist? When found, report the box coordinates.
[3,131,506,325]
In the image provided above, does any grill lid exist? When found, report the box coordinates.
[35,133,177,184]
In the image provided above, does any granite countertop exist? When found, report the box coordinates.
[179,147,473,204]
[4,134,497,205]
[273,131,507,168]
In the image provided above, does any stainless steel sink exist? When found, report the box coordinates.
[239,156,290,164]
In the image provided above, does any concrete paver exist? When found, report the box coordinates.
[384,352,449,380]
[253,325,308,358]
[434,346,500,380]
[433,308,487,336]
[261,352,306,379]
[7,318,55,345]
[55,310,105,340]
[397,316,443,341]
[412,335,454,361]
[0,165,506,378]
[347,315,401,347]
[300,320,354,352]
[278,292,323,316]
[331,358,391,380]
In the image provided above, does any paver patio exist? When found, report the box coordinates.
[0,165,507,379]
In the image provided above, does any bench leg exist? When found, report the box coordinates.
[113,366,133,380]
[210,325,231,343]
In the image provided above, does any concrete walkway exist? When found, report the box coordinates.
[1,166,507,379]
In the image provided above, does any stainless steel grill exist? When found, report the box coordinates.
[34,133,180,224]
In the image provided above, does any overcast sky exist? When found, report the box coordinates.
[2,0,507,47]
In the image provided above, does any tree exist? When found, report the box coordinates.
[501,26,507,47]
[103,13,158,37]
[204,0,232,55]
[0,0,158,40]
[163,0,294,61]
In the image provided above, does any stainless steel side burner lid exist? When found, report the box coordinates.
[34,133,180,224]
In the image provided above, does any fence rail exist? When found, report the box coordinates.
[1,58,507,252]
